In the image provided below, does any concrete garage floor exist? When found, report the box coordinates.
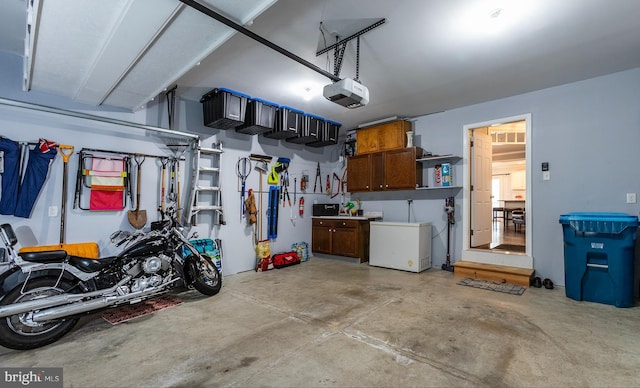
[1,257,640,387]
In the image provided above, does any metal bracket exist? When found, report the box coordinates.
[316,18,386,56]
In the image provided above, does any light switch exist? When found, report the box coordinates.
[542,171,550,181]
[626,193,636,204]
[48,206,58,217]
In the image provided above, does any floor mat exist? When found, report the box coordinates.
[457,278,526,295]
[492,244,526,253]
[101,295,183,324]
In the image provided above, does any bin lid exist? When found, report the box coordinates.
[559,212,639,234]
[251,97,278,107]
[279,105,304,114]
[216,88,251,99]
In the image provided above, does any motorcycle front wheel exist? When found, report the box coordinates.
[190,255,222,296]
[0,278,80,350]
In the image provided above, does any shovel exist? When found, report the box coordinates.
[128,155,147,229]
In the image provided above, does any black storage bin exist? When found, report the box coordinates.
[307,119,341,147]
[263,105,303,139]
[201,88,249,129]
[287,113,323,144]
[236,98,279,135]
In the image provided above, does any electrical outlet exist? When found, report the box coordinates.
[626,193,636,204]
[48,206,58,217]
[542,171,550,181]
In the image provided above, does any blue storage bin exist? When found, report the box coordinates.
[559,212,638,307]
[236,98,278,135]
[287,113,323,144]
[264,105,303,139]
[307,119,341,147]
[201,88,250,129]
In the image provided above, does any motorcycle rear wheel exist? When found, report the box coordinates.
[191,255,222,296]
[0,278,80,350]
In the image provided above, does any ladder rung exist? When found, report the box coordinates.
[191,205,223,211]
[196,186,220,191]
[199,147,223,154]
[199,167,220,173]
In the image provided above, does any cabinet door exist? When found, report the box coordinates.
[370,152,384,191]
[312,224,333,254]
[378,120,409,151]
[347,154,371,192]
[332,224,358,257]
[384,148,421,190]
[355,127,378,155]
[511,170,526,191]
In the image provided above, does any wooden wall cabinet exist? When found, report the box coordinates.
[347,147,422,192]
[312,218,370,262]
[356,120,411,155]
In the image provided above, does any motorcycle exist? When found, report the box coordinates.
[0,208,221,350]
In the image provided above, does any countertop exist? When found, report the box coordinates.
[312,216,382,221]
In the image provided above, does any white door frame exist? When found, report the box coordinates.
[461,113,533,269]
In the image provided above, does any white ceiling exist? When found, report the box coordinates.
[2,0,640,131]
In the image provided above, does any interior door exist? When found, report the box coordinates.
[471,127,493,247]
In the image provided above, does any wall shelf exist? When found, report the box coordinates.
[419,154,461,189]
[416,186,462,191]
[417,154,462,163]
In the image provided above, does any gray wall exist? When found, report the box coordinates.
[3,44,640,282]
[365,67,640,287]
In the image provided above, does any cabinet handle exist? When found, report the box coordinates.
[366,185,369,189]
[385,184,388,188]
[342,222,346,226]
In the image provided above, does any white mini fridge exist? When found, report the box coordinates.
[369,222,432,273]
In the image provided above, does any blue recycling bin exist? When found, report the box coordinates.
[559,212,638,307]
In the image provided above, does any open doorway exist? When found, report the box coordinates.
[461,114,533,269]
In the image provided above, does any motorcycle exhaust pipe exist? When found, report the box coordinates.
[0,277,131,319]
[31,279,179,322]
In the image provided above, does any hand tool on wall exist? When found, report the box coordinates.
[73,149,84,209]
[313,162,321,192]
[293,177,297,204]
[330,172,341,199]
[268,185,280,239]
[58,145,74,244]
[176,159,182,221]
[167,158,177,202]
[325,174,330,195]
[283,172,291,207]
[125,156,133,207]
[159,158,168,219]
[128,155,147,229]
[236,157,251,220]
[250,154,272,241]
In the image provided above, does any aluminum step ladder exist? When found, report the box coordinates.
[187,140,224,226]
